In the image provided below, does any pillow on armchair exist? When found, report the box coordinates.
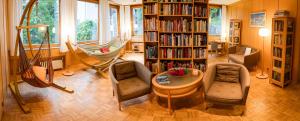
[215,65,240,83]
[114,61,137,80]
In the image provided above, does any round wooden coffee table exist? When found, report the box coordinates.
[152,69,203,114]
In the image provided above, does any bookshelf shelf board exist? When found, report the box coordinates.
[193,58,207,60]
[273,67,282,73]
[158,2,193,4]
[159,32,192,34]
[160,46,192,48]
[194,1,208,4]
[193,46,207,48]
[194,32,208,34]
[144,30,158,32]
[273,56,282,61]
[160,58,192,61]
[144,14,158,16]
[273,45,283,48]
[143,1,157,4]
[194,17,209,19]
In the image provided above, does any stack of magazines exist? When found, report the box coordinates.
[156,75,170,84]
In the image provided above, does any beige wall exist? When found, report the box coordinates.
[227,0,300,82]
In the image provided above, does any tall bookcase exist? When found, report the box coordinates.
[143,0,209,73]
[229,19,242,46]
[270,17,295,88]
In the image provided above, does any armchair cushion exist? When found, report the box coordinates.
[215,65,240,83]
[118,77,150,100]
[114,61,137,80]
[206,81,243,103]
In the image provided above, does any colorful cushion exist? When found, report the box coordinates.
[114,61,137,80]
[215,65,240,83]
[100,47,110,53]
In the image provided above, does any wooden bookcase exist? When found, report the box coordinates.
[270,17,295,88]
[143,0,209,73]
[229,19,242,46]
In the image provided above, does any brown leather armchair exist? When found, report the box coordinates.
[228,45,260,69]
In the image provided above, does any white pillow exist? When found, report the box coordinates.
[244,48,252,56]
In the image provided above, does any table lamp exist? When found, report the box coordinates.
[256,28,269,79]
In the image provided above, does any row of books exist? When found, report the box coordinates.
[194,20,207,32]
[274,20,284,31]
[160,19,192,32]
[273,60,282,68]
[160,48,192,58]
[144,4,158,14]
[273,35,282,45]
[272,71,281,81]
[145,46,158,58]
[160,61,192,72]
[160,4,192,15]
[273,47,282,58]
[145,61,158,73]
[144,18,157,31]
[194,48,206,58]
[159,34,192,46]
[145,32,158,42]
[287,21,294,32]
[194,6,207,17]
[194,35,207,46]
[159,0,192,2]
[194,63,206,72]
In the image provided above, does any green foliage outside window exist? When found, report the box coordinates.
[76,20,97,42]
[21,0,59,44]
[132,7,143,36]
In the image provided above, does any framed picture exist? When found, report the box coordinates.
[250,11,266,27]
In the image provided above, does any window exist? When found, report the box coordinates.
[21,0,60,44]
[209,6,222,35]
[76,0,99,42]
[109,5,120,39]
[131,5,143,36]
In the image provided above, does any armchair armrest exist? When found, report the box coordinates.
[134,61,152,85]
[203,64,217,93]
[109,64,120,96]
[228,46,237,54]
[240,66,251,104]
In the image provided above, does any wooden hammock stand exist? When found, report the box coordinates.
[9,0,74,113]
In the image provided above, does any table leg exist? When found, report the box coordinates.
[168,90,172,114]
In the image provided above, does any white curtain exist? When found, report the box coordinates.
[7,0,21,56]
[124,5,131,40]
[60,0,76,52]
[221,5,227,42]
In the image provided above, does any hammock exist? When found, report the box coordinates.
[66,37,128,77]
[10,0,73,114]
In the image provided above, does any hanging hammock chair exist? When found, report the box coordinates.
[66,36,128,78]
[9,0,74,114]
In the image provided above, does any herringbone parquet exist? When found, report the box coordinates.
[2,53,300,121]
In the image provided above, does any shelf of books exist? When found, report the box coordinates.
[270,17,294,88]
[229,19,242,46]
[143,0,209,73]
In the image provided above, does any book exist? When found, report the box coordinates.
[194,63,206,71]
[194,20,207,32]
[174,34,192,46]
[193,48,206,58]
[194,5,207,17]
[144,4,158,14]
[144,18,157,31]
[161,48,192,58]
[160,4,192,15]
[146,46,158,58]
[145,32,157,42]
[160,18,192,32]
[193,34,207,46]
[160,34,172,46]
[160,61,192,72]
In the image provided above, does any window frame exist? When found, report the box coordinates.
[75,0,100,44]
[109,4,120,38]
[21,0,61,48]
[130,4,143,37]
[208,5,222,36]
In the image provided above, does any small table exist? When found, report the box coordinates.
[152,69,203,114]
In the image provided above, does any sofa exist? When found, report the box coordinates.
[228,45,260,68]
[203,63,251,113]
[109,61,152,110]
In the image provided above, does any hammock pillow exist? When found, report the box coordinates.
[100,47,110,53]
[32,66,47,83]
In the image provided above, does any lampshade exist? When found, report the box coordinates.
[259,28,270,37]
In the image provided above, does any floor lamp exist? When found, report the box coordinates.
[256,28,269,79]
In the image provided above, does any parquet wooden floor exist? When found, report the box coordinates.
[2,53,300,121]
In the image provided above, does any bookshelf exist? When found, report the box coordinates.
[229,19,242,46]
[143,0,209,73]
[270,17,295,88]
